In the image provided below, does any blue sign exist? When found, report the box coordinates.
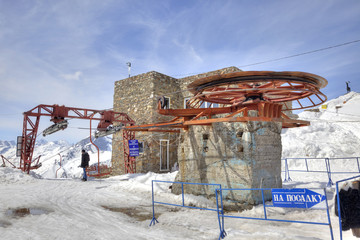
[271,188,326,209]
[128,140,139,157]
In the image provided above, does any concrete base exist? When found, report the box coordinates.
[172,120,283,210]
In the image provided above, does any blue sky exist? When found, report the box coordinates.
[0,0,360,143]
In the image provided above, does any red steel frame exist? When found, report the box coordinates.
[123,130,136,174]
[18,71,328,174]
[20,104,135,174]
[125,71,328,132]
[186,71,328,110]
[1,155,17,168]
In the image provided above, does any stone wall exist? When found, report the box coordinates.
[112,66,288,210]
[112,71,181,174]
[112,67,242,175]
[173,119,283,210]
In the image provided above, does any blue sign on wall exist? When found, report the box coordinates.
[271,188,326,209]
[128,140,139,157]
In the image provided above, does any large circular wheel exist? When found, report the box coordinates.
[187,71,327,110]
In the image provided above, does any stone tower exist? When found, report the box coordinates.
[112,67,284,209]
[112,71,181,175]
[112,67,242,175]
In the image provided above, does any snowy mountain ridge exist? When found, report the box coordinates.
[0,140,15,155]
[1,136,113,179]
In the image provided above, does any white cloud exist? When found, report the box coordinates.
[61,71,83,81]
[0,0,359,142]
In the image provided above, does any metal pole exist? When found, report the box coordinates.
[286,159,292,181]
[324,188,334,240]
[151,180,155,220]
[283,159,288,182]
[149,180,158,226]
[220,187,226,239]
[325,158,333,187]
[181,183,185,207]
[215,189,223,240]
[261,189,267,219]
[89,114,100,175]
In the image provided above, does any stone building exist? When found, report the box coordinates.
[112,66,285,209]
[112,66,241,175]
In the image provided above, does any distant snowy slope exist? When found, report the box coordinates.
[33,135,113,179]
[0,136,113,179]
[0,140,16,157]
[282,91,360,158]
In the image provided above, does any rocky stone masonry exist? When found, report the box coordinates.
[112,67,242,175]
[173,119,283,210]
[112,66,284,210]
[112,71,182,175]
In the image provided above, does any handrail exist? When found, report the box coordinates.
[216,187,333,240]
[282,157,360,186]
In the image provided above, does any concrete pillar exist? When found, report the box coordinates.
[173,119,283,210]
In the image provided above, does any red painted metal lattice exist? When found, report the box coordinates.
[20,104,135,174]
[125,71,328,132]
[123,129,136,174]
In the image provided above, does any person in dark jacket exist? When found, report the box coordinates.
[80,149,90,181]
[335,180,360,236]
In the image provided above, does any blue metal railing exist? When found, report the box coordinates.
[216,188,334,240]
[149,180,222,227]
[335,174,360,240]
[282,157,360,186]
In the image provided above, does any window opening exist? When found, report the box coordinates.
[160,96,170,109]
[184,97,191,109]
[138,142,144,154]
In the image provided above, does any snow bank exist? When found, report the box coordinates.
[108,171,216,209]
[282,92,360,158]
[0,167,41,184]
[109,171,178,193]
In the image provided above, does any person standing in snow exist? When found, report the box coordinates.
[80,149,90,181]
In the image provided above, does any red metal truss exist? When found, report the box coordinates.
[20,104,135,174]
[125,101,309,132]
[124,71,327,132]
[24,104,133,127]
[123,129,136,174]
[21,114,41,172]
[187,71,328,110]
[1,155,17,168]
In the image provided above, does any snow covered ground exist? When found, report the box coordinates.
[0,167,359,240]
[1,92,360,239]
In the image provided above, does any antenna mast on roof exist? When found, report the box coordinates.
[126,62,132,78]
